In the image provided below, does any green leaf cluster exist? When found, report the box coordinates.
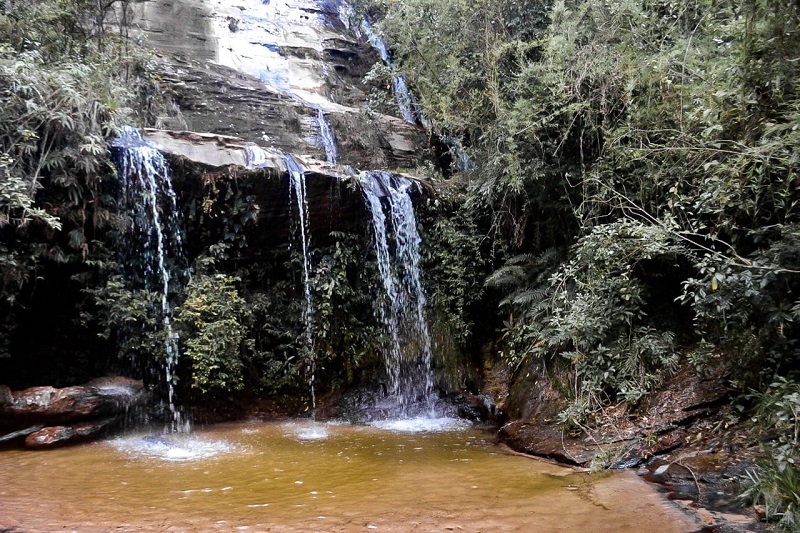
[743,377,800,529]
[0,0,171,311]
[176,274,252,395]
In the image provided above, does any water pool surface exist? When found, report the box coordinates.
[0,420,698,531]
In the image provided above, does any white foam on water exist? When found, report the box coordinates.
[369,417,470,433]
[109,434,233,462]
[282,421,330,441]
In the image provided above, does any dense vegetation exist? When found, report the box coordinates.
[0,1,388,409]
[0,0,163,376]
[357,0,800,525]
[2,0,800,526]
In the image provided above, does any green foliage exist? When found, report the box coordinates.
[0,0,130,59]
[221,231,382,402]
[371,0,577,248]
[176,273,253,395]
[89,274,167,370]
[751,378,800,466]
[0,0,186,395]
[0,46,122,229]
[527,221,681,404]
[246,285,306,398]
[742,378,800,529]
[186,169,261,253]
[311,233,383,389]
[742,458,800,531]
[686,339,715,376]
[416,189,492,388]
[678,227,800,385]
[0,0,170,316]
[420,193,488,347]
[367,0,800,424]
[0,153,62,230]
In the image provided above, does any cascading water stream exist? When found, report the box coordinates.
[361,177,404,405]
[243,1,340,409]
[284,154,316,410]
[355,14,473,171]
[361,171,436,417]
[112,126,189,433]
[358,18,419,125]
[317,108,339,164]
[242,144,318,412]
[386,177,435,410]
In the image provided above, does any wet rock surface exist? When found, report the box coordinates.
[0,425,44,444]
[0,377,145,449]
[499,421,598,466]
[24,419,117,449]
[147,127,431,254]
[2,386,105,425]
[499,364,766,532]
[129,0,426,170]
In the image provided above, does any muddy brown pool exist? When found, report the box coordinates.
[0,420,698,531]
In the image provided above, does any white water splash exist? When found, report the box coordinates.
[370,417,469,433]
[282,420,330,441]
[109,433,232,462]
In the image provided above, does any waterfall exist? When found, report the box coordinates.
[361,171,436,417]
[284,154,316,410]
[356,16,474,171]
[243,143,318,410]
[359,19,420,125]
[440,134,475,172]
[391,76,418,125]
[112,126,189,433]
[244,143,272,169]
[316,108,339,164]
[361,176,404,407]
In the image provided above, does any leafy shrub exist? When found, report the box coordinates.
[311,233,383,388]
[742,378,800,529]
[176,274,253,395]
[493,220,682,408]
[89,274,169,377]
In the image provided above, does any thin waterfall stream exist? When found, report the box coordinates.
[235,2,343,411]
[358,18,419,125]
[316,108,339,165]
[243,144,318,412]
[111,126,189,432]
[355,14,474,172]
[284,155,316,411]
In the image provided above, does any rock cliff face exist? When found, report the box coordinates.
[144,127,428,250]
[113,0,433,267]
[0,0,434,446]
[125,0,425,170]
